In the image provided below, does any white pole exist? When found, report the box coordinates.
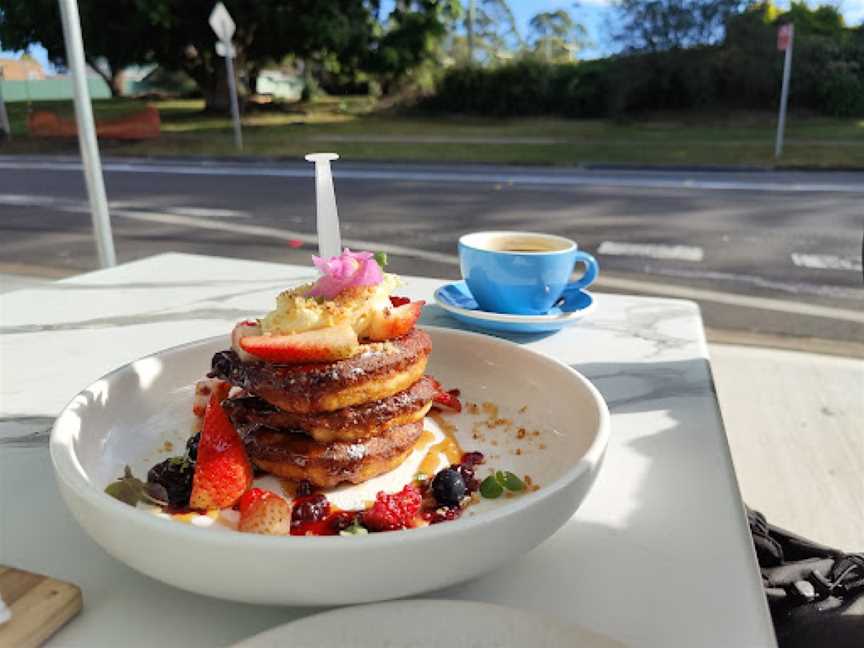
[224,51,243,150]
[774,25,794,160]
[304,153,341,258]
[0,67,10,139]
[57,0,116,267]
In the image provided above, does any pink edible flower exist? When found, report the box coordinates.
[308,249,384,299]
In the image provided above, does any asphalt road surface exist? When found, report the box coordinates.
[0,156,861,353]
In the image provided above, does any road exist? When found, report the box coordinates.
[0,156,861,352]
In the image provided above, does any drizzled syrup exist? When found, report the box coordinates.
[418,411,464,476]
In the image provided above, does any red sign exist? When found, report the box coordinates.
[777,24,794,51]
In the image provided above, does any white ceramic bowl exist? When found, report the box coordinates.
[50,327,610,606]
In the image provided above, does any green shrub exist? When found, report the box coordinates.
[422,16,864,119]
[816,61,864,116]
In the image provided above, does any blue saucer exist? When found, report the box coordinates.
[433,281,595,334]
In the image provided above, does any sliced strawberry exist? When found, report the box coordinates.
[389,296,411,307]
[429,377,463,413]
[239,324,359,363]
[365,301,424,341]
[189,383,253,510]
[238,488,292,535]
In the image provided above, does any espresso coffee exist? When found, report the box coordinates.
[488,239,563,253]
[499,246,552,253]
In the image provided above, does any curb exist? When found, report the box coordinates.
[3,153,864,175]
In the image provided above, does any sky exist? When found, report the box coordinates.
[504,0,864,58]
[2,0,863,68]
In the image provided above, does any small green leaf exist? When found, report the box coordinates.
[374,251,389,267]
[480,475,503,499]
[339,522,369,536]
[105,479,140,506]
[104,465,168,507]
[499,471,525,492]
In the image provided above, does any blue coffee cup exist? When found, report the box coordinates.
[458,231,599,315]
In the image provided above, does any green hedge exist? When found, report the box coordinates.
[422,27,864,118]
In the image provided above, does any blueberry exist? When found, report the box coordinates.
[147,456,194,508]
[432,467,467,507]
[185,433,200,461]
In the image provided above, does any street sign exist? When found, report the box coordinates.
[777,23,793,51]
[209,2,235,44]
[215,41,236,58]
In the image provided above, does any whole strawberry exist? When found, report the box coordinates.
[238,488,292,536]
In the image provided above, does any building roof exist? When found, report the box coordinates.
[0,58,47,81]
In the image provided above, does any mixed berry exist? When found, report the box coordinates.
[146,456,194,509]
[108,378,527,536]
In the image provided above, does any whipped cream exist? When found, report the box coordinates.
[261,273,400,337]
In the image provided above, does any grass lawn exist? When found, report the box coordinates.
[2,97,863,168]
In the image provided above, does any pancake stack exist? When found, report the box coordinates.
[209,328,434,488]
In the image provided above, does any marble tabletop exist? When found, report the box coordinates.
[0,253,775,647]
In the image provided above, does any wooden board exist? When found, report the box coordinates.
[0,566,82,648]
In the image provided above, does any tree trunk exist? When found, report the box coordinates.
[200,61,249,114]
[202,69,231,113]
[87,57,121,97]
[110,71,124,98]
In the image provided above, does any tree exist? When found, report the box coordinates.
[781,1,845,36]
[615,0,747,51]
[135,0,383,111]
[472,0,525,63]
[0,0,456,111]
[0,0,152,96]
[528,9,587,62]
[367,0,461,92]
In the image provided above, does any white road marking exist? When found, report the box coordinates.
[0,194,251,220]
[598,241,704,262]
[110,209,462,266]
[597,275,864,323]
[791,253,862,272]
[0,193,62,207]
[170,206,250,219]
[2,157,864,193]
[105,211,864,322]
[646,266,862,300]
[2,191,861,322]
[109,202,251,219]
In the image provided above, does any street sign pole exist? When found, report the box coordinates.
[223,49,243,151]
[209,2,242,151]
[0,67,11,139]
[57,0,116,267]
[774,24,794,159]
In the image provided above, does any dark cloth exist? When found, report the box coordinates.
[748,509,864,647]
